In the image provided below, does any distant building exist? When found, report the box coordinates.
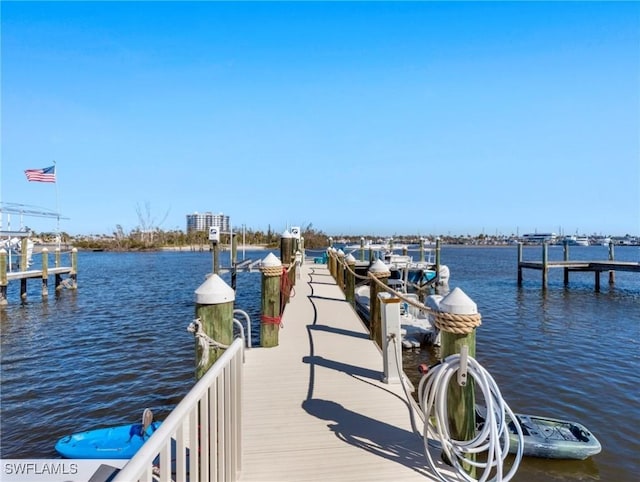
[186,212,230,234]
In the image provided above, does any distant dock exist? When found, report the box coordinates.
[517,242,640,290]
[0,247,77,304]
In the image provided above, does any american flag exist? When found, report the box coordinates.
[25,165,56,183]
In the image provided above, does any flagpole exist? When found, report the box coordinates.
[53,161,61,248]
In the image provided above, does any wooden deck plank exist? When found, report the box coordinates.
[240,262,453,482]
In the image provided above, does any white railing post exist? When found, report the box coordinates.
[113,338,244,482]
[379,292,402,384]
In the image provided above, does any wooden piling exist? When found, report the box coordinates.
[260,253,282,348]
[517,243,523,286]
[212,241,220,275]
[336,250,345,291]
[41,248,49,298]
[0,249,7,306]
[194,274,235,379]
[609,241,615,285]
[360,237,365,262]
[231,233,238,290]
[436,288,481,477]
[542,242,548,290]
[563,240,570,285]
[345,254,356,306]
[55,248,62,290]
[70,248,78,289]
[368,260,390,349]
[419,238,425,262]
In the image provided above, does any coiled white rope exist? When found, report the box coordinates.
[418,353,524,482]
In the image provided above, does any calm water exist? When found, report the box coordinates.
[1,246,639,481]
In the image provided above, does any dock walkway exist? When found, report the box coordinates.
[240,262,453,481]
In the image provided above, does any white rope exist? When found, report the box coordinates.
[417,353,524,482]
[187,318,229,368]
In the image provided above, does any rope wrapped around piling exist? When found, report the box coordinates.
[433,310,482,335]
[261,265,283,277]
[187,318,229,368]
[261,314,282,327]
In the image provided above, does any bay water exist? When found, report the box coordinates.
[1,246,638,481]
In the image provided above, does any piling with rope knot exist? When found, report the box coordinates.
[260,253,282,348]
[434,287,482,475]
[194,274,235,379]
[368,259,390,348]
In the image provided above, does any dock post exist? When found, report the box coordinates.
[368,259,390,348]
[328,248,336,280]
[542,242,548,290]
[212,241,220,275]
[369,246,374,263]
[517,242,523,286]
[608,241,615,285]
[280,229,293,265]
[41,248,49,298]
[563,240,570,285]
[379,292,402,384]
[345,254,356,306]
[436,288,482,476]
[0,249,7,305]
[260,253,282,347]
[360,237,365,262]
[55,248,62,290]
[336,249,345,291]
[20,238,29,271]
[435,238,443,294]
[420,238,425,262]
[194,274,235,379]
[231,233,238,290]
[70,248,78,289]
[402,246,408,256]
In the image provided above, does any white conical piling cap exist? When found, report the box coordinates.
[281,229,293,238]
[439,287,477,315]
[345,253,356,264]
[369,259,390,275]
[262,252,282,267]
[195,274,235,305]
[337,249,345,257]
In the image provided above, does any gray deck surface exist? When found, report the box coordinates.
[240,262,454,481]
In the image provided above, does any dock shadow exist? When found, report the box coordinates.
[302,355,381,381]
[302,398,433,477]
[307,323,370,340]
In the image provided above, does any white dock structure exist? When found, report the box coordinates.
[239,261,454,481]
[114,259,457,482]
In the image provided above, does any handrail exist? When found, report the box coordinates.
[113,338,244,482]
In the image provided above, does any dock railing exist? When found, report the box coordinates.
[113,338,244,482]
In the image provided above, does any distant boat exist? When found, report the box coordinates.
[563,235,590,246]
[1,230,34,270]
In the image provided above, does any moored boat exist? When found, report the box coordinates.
[476,406,601,460]
[55,409,161,459]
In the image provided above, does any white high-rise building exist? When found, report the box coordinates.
[186,212,230,234]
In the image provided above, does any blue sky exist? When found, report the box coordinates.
[1,1,639,237]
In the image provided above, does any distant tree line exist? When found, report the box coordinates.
[34,223,330,251]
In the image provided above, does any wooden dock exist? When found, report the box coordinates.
[517,242,640,290]
[0,247,77,304]
[240,261,454,481]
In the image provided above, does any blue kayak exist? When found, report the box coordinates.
[55,409,161,459]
